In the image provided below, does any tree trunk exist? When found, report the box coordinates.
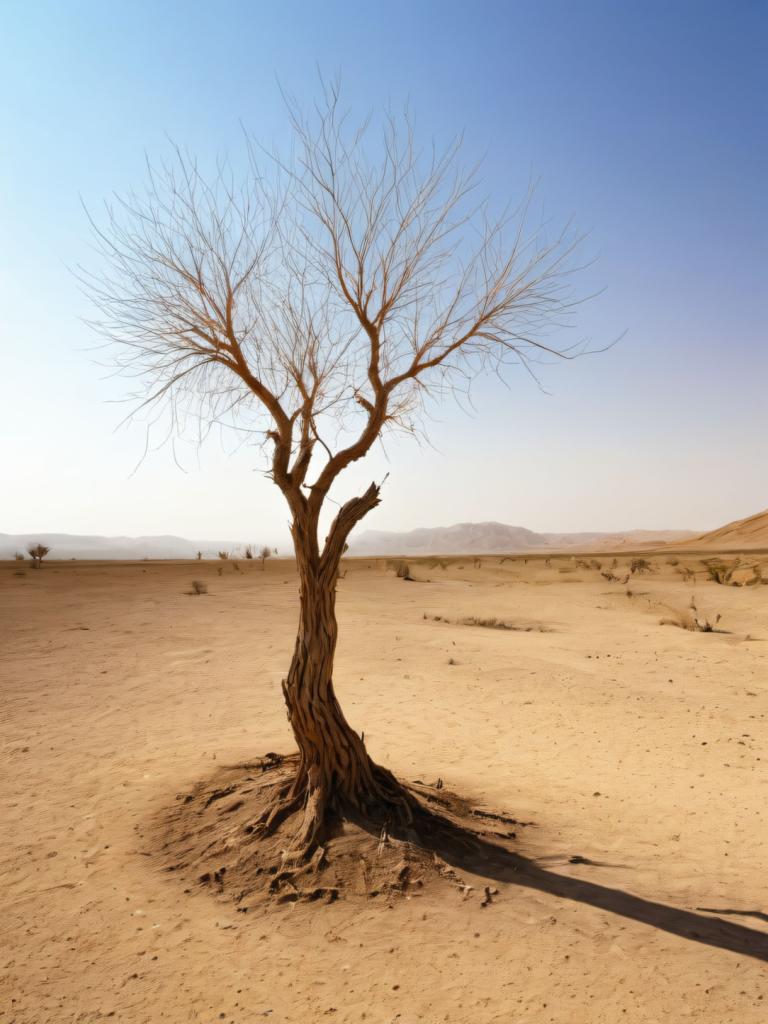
[282,558,378,817]
[275,482,408,851]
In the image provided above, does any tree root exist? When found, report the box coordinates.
[155,752,527,910]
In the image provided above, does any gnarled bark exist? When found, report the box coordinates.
[270,480,413,854]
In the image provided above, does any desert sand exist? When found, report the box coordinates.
[1,551,766,1023]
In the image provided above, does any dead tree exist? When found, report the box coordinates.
[259,545,272,571]
[84,84,597,859]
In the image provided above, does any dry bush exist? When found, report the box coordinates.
[702,558,740,585]
[386,559,412,579]
[459,616,549,633]
[745,564,768,586]
[259,546,272,570]
[630,557,652,575]
[660,597,724,633]
[244,545,254,559]
[218,550,230,560]
[190,580,208,595]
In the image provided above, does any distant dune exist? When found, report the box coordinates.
[0,532,249,561]
[682,508,768,550]
[349,521,696,556]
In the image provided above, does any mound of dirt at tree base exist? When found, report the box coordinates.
[151,754,526,909]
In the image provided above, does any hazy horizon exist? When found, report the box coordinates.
[3,0,766,543]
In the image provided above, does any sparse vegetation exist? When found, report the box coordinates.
[14,551,25,561]
[660,597,725,633]
[459,616,549,633]
[27,543,50,568]
[259,545,271,570]
[244,545,254,559]
[190,580,208,595]
[702,558,741,585]
[630,557,652,575]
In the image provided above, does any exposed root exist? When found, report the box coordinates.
[152,753,529,911]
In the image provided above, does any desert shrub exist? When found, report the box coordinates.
[590,559,602,570]
[660,597,723,633]
[630,558,651,575]
[395,560,411,579]
[27,543,51,568]
[459,616,548,632]
[244,545,254,559]
[702,558,741,585]
[190,580,208,595]
[745,565,767,586]
[259,545,272,570]
[218,550,230,560]
[14,551,25,561]
[217,566,224,576]
[196,550,202,560]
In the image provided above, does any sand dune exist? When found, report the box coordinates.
[683,508,768,550]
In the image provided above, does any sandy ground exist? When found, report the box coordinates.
[1,552,766,1023]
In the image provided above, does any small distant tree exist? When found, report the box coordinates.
[244,544,254,559]
[84,83,598,862]
[217,550,230,560]
[259,545,271,571]
[27,543,50,568]
[196,550,203,560]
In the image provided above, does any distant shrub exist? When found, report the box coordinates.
[27,543,50,568]
[660,597,724,633]
[14,551,25,561]
[630,558,651,575]
[259,545,272,570]
[244,545,254,559]
[190,580,208,595]
[702,558,740,585]
[218,551,230,560]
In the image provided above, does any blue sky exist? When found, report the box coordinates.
[2,0,766,544]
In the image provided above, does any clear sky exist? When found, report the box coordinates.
[2,0,766,547]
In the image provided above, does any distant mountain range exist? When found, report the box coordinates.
[5,511,763,561]
[0,532,251,561]
[349,522,697,555]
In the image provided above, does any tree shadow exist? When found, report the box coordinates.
[390,802,768,963]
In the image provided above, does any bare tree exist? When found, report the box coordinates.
[27,543,51,568]
[259,545,272,571]
[84,85,597,860]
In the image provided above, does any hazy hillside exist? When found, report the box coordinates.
[0,533,248,561]
[349,521,696,556]
[683,508,768,550]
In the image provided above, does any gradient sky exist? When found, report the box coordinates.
[2,0,766,547]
